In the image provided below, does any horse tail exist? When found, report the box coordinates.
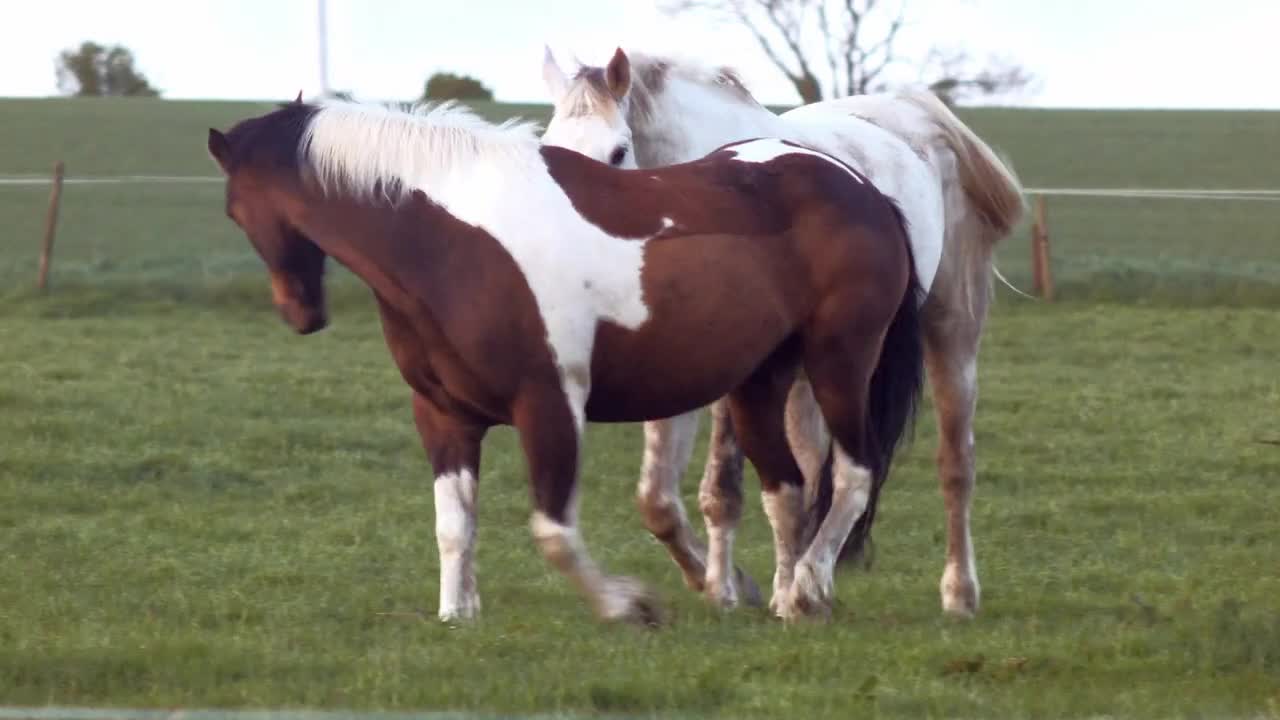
[841,199,926,566]
[895,89,1027,314]
[802,199,926,567]
[898,89,1025,238]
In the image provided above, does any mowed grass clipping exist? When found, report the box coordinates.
[2,291,1279,718]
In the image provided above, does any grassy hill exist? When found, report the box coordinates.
[3,96,1278,187]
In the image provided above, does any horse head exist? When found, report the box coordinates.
[207,105,329,335]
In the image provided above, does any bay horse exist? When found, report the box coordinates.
[541,47,1026,618]
[205,96,924,624]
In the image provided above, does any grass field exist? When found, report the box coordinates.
[2,97,1279,718]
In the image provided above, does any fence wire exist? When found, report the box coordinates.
[3,177,1279,305]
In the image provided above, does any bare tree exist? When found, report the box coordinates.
[918,46,1039,105]
[661,0,1035,105]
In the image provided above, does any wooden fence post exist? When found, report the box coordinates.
[37,161,66,293]
[1030,194,1054,301]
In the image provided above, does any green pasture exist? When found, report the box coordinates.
[2,97,1278,304]
[1,96,1278,718]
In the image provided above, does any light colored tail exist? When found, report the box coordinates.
[895,89,1030,311]
[897,89,1027,240]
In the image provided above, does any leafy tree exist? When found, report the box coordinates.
[56,41,160,97]
[422,72,494,102]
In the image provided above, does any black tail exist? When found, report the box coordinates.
[805,205,927,568]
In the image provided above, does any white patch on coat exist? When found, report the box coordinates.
[302,99,657,425]
[782,451,872,619]
[725,138,863,183]
[434,468,479,621]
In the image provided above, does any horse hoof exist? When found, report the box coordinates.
[704,575,739,609]
[735,566,764,609]
[940,567,980,619]
[680,569,707,594]
[628,594,665,628]
[438,600,481,624]
[599,576,664,628]
[778,562,833,621]
[437,589,481,622]
[767,585,791,617]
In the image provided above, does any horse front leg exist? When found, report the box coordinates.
[412,392,487,623]
[520,383,662,626]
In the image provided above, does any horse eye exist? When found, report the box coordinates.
[609,145,628,166]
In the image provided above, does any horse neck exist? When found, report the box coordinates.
[279,182,439,311]
[286,150,543,310]
[632,78,785,166]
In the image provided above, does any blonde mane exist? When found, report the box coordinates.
[300,99,544,203]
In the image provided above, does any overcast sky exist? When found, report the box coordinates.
[3,0,1278,109]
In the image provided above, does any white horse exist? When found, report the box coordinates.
[540,47,1025,618]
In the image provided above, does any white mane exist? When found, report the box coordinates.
[626,51,765,114]
[299,99,544,203]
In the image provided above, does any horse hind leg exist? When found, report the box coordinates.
[776,313,886,621]
[635,407,762,609]
[722,352,808,617]
[782,373,832,541]
[636,411,709,591]
[923,298,985,618]
[697,398,763,608]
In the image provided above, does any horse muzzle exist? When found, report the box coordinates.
[278,302,328,335]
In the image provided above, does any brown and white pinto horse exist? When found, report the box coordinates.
[206,97,924,624]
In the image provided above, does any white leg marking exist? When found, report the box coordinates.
[637,412,708,591]
[704,523,736,606]
[781,450,872,620]
[701,399,742,602]
[699,400,754,608]
[530,510,657,624]
[939,353,981,618]
[761,483,805,616]
[783,375,831,518]
[435,468,479,622]
[940,505,979,618]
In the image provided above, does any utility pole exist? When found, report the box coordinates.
[317,0,330,96]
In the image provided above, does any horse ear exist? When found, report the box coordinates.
[542,45,569,102]
[605,47,631,100]
[294,89,304,104]
[207,128,232,174]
